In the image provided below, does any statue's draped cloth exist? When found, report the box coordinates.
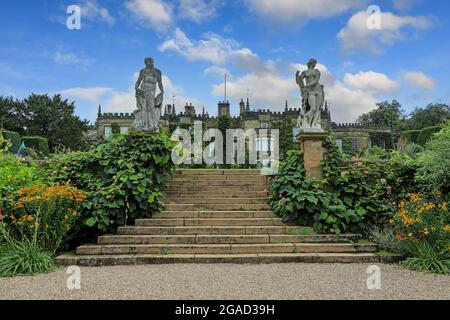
[134,70,160,132]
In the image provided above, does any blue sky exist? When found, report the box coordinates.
[0,0,449,124]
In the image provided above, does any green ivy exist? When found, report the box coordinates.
[48,132,175,232]
[269,137,414,235]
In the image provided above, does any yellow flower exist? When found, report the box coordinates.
[444,225,450,233]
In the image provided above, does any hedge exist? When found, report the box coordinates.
[22,136,49,155]
[0,130,21,154]
[417,126,444,146]
[402,130,421,144]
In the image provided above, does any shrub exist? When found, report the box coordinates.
[393,193,449,252]
[402,130,421,144]
[402,240,449,274]
[367,226,406,254]
[48,132,175,232]
[0,240,54,277]
[22,136,49,156]
[2,184,86,255]
[416,126,450,193]
[269,149,364,235]
[0,153,45,206]
[398,143,424,159]
[417,126,444,146]
[0,130,21,154]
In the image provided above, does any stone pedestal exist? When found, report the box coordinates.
[299,131,328,180]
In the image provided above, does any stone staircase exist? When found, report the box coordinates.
[56,170,382,266]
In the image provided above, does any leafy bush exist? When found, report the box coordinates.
[1,130,20,154]
[402,240,449,274]
[48,132,175,232]
[367,226,406,254]
[417,126,444,146]
[22,136,50,156]
[0,154,45,206]
[401,130,421,144]
[415,126,450,193]
[3,185,86,254]
[0,239,54,277]
[393,193,449,252]
[398,143,424,159]
[269,149,364,235]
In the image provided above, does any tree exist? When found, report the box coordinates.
[0,96,26,134]
[0,94,89,151]
[357,100,406,130]
[405,103,450,130]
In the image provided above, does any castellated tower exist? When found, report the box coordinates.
[218,101,230,116]
[239,99,245,116]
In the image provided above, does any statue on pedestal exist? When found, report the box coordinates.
[296,58,325,132]
[134,57,164,133]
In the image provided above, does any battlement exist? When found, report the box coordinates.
[98,112,134,119]
[331,122,392,130]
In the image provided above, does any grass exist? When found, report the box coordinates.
[0,240,55,277]
[402,241,450,274]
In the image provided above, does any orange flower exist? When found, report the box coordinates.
[396,235,407,241]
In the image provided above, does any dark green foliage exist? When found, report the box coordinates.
[401,130,421,143]
[402,240,450,274]
[0,94,89,151]
[369,132,394,150]
[417,125,444,146]
[111,123,121,135]
[268,148,364,235]
[48,132,175,232]
[0,240,54,277]
[0,130,20,154]
[406,103,450,130]
[22,136,49,156]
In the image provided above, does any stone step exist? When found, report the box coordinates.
[163,191,269,198]
[98,234,357,245]
[171,175,266,181]
[163,186,269,192]
[56,252,380,266]
[168,181,269,187]
[165,203,271,211]
[164,198,268,204]
[154,211,275,219]
[76,243,377,255]
[135,218,285,227]
[175,170,262,176]
[117,226,312,236]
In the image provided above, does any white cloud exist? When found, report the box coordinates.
[337,11,433,54]
[80,0,115,25]
[53,51,94,69]
[393,0,421,11]
[211,58,395,122]
[101,74,202,114]
[245,0,361,22]
[403,71,435,90]
[203,65,230,78]
[58,87,113,102]
[344,71,398,93]
[125,0,173,31]
[159,28,251,65]
[178,0,222,23]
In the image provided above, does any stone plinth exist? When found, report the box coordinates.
[299,131,328,180]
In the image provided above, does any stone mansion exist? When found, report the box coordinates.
[92,99,393,154]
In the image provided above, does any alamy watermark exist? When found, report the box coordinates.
[366,265,381,290]
[171,121,280,175]
[66,5,81,30]
[367,5,382,30]
[66,266,81,290]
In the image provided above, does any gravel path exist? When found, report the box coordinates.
[1,263,449,300]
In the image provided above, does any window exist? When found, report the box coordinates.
[335,139,343,151]
[120,127,129,134]
[260,123,269,129]
[104,126,112,139]
[352,138,359,152]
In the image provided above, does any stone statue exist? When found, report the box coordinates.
[134,57,164,133]
[296,58,325,131]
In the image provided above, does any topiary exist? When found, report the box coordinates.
[21,136,49,156]
[417,126,444,146]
